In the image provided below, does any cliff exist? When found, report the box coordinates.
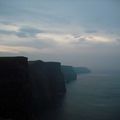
[29,60,66,116]
[0,57,66,119]
[73,67,91,74]
[61,65,77,83]
[0,57,32,120]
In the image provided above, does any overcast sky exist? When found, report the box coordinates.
[0,0,120,70]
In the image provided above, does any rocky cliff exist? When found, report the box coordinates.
[0,57,66,119]
[29,60,66,117]
[61,65,77,83]
[0,57,32,120]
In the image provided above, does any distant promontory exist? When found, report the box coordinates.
[73,67,91,74]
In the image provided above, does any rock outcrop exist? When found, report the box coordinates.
[0,57,32,120]
[61,65,77,83]
[29,60,66,117]
[0,57,66,119]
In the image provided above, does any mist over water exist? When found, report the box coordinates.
[40,73,120,120]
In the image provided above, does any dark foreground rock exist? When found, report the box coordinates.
[0,57,66,120]
[0,57,32,120]
[61,65,77,83]
[29,60,66,117]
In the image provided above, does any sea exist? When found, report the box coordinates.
[40,73,120,120]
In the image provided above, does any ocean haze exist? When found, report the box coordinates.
[38,73,120,120]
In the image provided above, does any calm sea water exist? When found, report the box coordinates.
[40,73,120,120]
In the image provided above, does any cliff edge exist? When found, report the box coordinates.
[61,65,77,83]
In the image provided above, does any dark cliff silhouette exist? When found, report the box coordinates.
[29,60,66,117]
[0,57,66,120]
[0,57,32,120]
[61,65,77,83]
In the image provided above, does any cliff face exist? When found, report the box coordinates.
[61,65,77,83]
[45,62,66,97]
[29,60,66,116]
[0,57,66,119]
[0,57,32,120]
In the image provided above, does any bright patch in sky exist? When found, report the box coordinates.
[36,32,115,45]
[79,35,114,43]
[0,23,19,32]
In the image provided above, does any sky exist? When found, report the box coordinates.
[0,0,120,71]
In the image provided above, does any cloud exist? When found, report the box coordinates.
[0,45,53,54]
[0,21,118,56]
[78,35,114,43]
[16,26,44,38]
[0,33,30,45]
[0,45,38,53]
[0,33,56,51]
[0,29,15,35]
[0,21,116,45]
[0,23,19,32]
[36,33,75,44]
[0,45,19,53]
[0,23,55,48]
[0,22,44,38]
[36,32,116,46]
